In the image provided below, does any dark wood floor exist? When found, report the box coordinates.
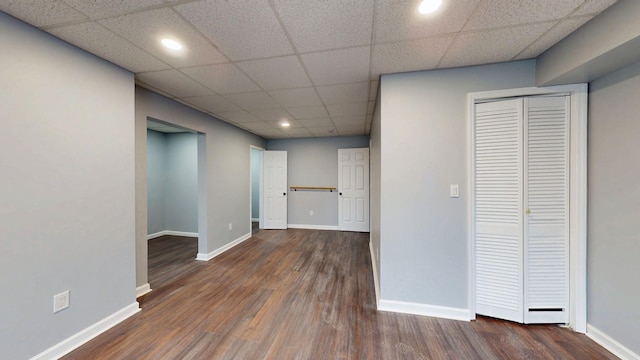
[63,229,615,359]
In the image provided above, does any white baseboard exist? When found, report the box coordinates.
[287,224,339,231]
[147,230,198,240]
[369,239,380,308]
[29,302,140,360]
[587,324,640,360]
[196,232,251,261]
[378,299,470,322]
[136,283,151,298]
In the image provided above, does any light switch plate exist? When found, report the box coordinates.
[450,184,459,198]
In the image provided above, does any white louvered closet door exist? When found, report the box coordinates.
[523,96,570,324]
[474,98,524,323]
[473,96,570,325]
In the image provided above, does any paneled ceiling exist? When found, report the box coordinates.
[0,0,616,139]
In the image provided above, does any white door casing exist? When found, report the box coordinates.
[263,151,287,229]
[338,148,370,232]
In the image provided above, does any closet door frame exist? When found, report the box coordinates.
[467,84,588,333]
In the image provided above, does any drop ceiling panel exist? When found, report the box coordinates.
[316,82,369,105]
[99,8,227,68]
[439,23,554,68]
[62,0,163,18]
[286,106,329,119]
[0,0,87,27]
[326,102,367,117]
[241,122,276,131]
[371,36,454,79]
[268,88,323,107]
[215,111,262,123]
[463,0,583,31]
[374,0,480,43]
[297,118,334,127]
[333,115,366,125]
[308,127,339,136]
[182,95,242,113]
[174,0,294,61]
[137,70,213,98]
[369,80,379,101]
[572,0,618,16]
[181,64,260,95]
[273,0,374,53]
[48,22,169,73]
[225,92,281,110]
[268,119,302,128]
[515,17,593,60]
[237,56,312,90]
[301,46,371,86]
[251,108,292,121]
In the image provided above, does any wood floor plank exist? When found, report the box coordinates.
[62,230,617,360]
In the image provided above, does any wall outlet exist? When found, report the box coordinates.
[309,210,314,216]
[53,290,69,313]
[228,223,232,231]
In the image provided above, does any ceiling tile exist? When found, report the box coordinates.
[316,82,369,105]
[63,0,163,18]
[181,63,260,94]
[224,92,281,110]
[374,0,480,43]
[333,115,366,125]
[99,8,227,68]
[268,119,302,128]
[326,103,367,117]
[279,127,312,136]
[273,0,373,53]
[215,111,262,123]
[371,36,454,78]
[241,121,275,131]
[250,108,292,121]
[301,47,371,86]
[237,56,311,90]
[181,95,242,113]
[174,0,293,61]
[439,23,554,68]
[367,101,375,115]
[287,106,329,119]
[0,0,87,27]
[369,80,379,101]
[463,0,583,31]
[308,127,338,136]
[297,118,334,127]
[48,22,169,73]
[514,16,593,60]
[268,88,322,107]
[572,0,618,16]
[136,70,213,97]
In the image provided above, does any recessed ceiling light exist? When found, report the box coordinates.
[161,38,182,50]
[418,0,442,14]
[281,121,290,128]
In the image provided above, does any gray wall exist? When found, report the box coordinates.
[147,130,167,234]
[251,148,261,220]
[147,130,198,235]
[587,60,640,355]
[267,136,370,227]
[135,87,267,288]
[0,12,136,360]
[165,132,198,233]
[377,60,536,308]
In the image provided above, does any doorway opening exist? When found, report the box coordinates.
[250,146,264,235]
[145,118,203,291]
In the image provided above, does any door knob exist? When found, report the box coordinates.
[339,192,342,196]
[283,192,286,196]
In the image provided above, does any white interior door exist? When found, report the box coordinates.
[473,98,525,323]
[473,96,570,324]
[338,148,369,232]
[523,96,570,324]
[263,151,287,229]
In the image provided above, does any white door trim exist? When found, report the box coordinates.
[467,84,588,333]
[249,145,264,232]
